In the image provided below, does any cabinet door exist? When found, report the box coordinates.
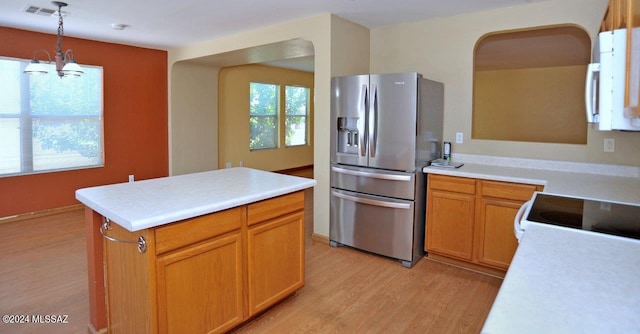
[602,0,628,30]
[247,211,304,316]
[156,232,244,334]
[628,0,639,116]
[476,198,522,270]
[425,190,475,261]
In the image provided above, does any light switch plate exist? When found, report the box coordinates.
[456,132,464,144]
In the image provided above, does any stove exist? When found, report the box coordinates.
[518,192,640,241]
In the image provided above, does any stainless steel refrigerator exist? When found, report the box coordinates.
[329,72,443,267]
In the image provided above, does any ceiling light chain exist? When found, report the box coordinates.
[23,1,83,78]
[56,4,64,57]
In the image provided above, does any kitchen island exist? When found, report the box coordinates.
[76,167,316,334]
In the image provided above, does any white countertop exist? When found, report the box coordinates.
[423,154,640,205]
[75,167,316,231]
[423,154,640,332]
[482,223,640,334]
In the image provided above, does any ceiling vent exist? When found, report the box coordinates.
[23,5,58,17]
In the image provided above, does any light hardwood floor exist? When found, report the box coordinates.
[0,196,502,334]
[233,242,501,333]
[0,209,88,334]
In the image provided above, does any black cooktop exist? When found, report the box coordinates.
[526,193,640,241]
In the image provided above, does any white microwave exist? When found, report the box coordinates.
[585,28,640,131]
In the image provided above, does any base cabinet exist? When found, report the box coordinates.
[103,191,305,334]
[156,232,244,334]
[475,198,523,269]
[247,212,304,316]
[425,174,542,272]
[426,190,475,261]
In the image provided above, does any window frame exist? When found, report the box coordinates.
[284,85,310,147]
[0,56,104,177]
[249,82,280,151]
[249,81,311,151]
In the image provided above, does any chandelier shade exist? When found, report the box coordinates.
[62,60,83,77]
[24,57,50,75]
[23,1,82,78]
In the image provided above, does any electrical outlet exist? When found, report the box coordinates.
[225,162,232,168]
[128,175,134,183]
[456,132,464,144]
[604,138,615,152]
[239,161,244,167]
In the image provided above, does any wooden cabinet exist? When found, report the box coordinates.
[630,0,639,116]
[155,208,244,334]
[103,222,157,334]
[601,0,630,31]
[425,175,476,261]
[601,0,640,117]
[102,191,306,334]
[475,181,538,270]
[246,191,305,316]
[425,174,542,272]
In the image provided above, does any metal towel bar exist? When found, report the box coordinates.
[100,218,147,253]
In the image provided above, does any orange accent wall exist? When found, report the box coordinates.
[0,26,168,218]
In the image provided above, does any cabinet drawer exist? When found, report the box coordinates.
[248,191,304,226]
[480,180,537,202]
[155,207,243,254]
[428,174,476,194]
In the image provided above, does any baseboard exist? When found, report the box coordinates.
[311,233,330,244]
[87,323,107,334]
[0,204,84,226]
[426,253,506,279]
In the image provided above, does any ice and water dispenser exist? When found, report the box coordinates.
[336,117,360,155]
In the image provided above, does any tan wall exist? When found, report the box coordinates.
[170,62,219,175]
[218,64,314,171]
[330,15,371,76]
[168,14,370,238]
[168,1,640,238]
[474,65,588,144]
[370,0,640,167]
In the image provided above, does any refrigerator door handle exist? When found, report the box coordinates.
[360,84,368,157]
[332,190,411,209]
[331,166,412,181]
[370,84,378,157]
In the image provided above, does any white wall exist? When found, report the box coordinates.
[371,0,640,166]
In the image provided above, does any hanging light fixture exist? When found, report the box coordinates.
[24,1,83,78]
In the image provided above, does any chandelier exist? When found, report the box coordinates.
[23,1,83,78]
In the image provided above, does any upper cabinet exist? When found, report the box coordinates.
[601,0,630,30]
[601,0,640,117]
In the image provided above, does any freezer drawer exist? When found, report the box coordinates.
[330,164,416,200]
[330,188,416,264]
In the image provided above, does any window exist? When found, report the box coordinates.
[0,57,103,176]
[249,82,310,150]
[249,82,278,150]
[285,85,309,147]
